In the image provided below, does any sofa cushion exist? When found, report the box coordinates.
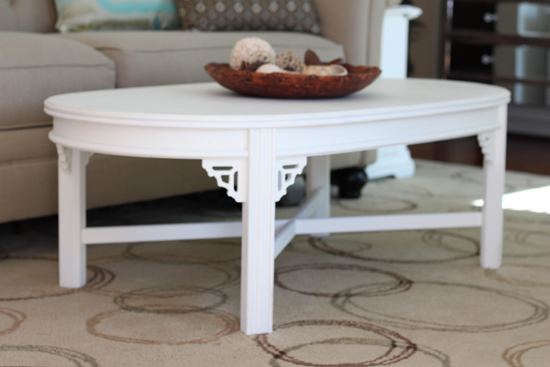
[176,0,320,34]
[53,0,180,32]
[0,32,115,131]
[0,126,57,163]
[60,31,344,87]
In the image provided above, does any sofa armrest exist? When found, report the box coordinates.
[314,0,401,66]
[0,32,115,131]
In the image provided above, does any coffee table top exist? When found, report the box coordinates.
[45,79,509,128]
[46,79,510,159]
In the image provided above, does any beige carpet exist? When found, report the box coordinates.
[0,160,549,366]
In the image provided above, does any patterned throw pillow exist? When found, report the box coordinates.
[54,0,180,32]
[176,0,321,34]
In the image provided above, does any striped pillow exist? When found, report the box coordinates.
[54,0,180,32]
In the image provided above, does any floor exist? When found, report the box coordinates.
[409,133,550,176]
[2,160,549,367]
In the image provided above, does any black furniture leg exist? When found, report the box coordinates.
[331,167,368,199]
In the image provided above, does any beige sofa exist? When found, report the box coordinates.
[0,0,398,224]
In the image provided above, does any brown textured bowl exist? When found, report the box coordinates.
[204,63,381,99]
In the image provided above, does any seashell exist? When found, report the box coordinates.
[276,50,305,72]
[304,49,321,65]
[247,49,277,69]
[330,65,348,76]
[302,65,348,76]
[245,61,267,72]
[256,64,288,74]
[229,37,276,71]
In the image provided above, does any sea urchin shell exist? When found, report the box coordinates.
[229,37,277,70]
[276,50,305,72]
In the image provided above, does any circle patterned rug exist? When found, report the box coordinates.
[0,160,548,367]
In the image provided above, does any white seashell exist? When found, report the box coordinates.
[256,64,287,74]
[302,65,348,76]
[331,65,348,76]
[229,37,277,71]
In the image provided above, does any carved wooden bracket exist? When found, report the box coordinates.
[84,152,94,166]
[275,157,307,201]
[56,145,94,173]
[56,145,72,173]
[202,160,246,202]
[202,157,306,203]
[477,133,494,164]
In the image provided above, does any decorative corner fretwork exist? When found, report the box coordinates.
[477,133,494,164]
[275,157,307,201]
[203,157,306,203]
[202,160,245,203]
[56,146,94,173]
[56,145,72,173]
[84,152,94,166]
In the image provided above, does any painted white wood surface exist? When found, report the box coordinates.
[82,211,482,245]
[45,80,506,125]
[306,156,330,237]
[57,147,87,288]
[240,129,276,334]
[479,106,508,268]
[46,78,510,335]
[46,79,508,156]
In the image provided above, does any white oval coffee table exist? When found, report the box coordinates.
[45,79,510,335]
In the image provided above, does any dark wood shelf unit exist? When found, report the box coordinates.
[448,29,550,48]
[422,0,550,174]
[441,0,550,137]
[452,0,550,3]
[508,104,550,137]
[448,71,550,86]
[442,0,550,79]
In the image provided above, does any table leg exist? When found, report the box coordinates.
[57,146,87,288]
[241,129,276,335]
[479,106,507,269]
[306,155,330,237]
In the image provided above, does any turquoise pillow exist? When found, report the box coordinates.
[54,0,180,32]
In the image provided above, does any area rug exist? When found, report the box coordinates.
[0,160,549,367]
